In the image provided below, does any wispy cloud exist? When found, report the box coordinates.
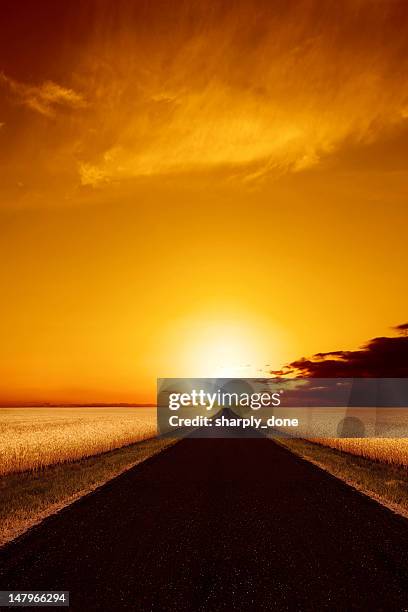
[69,0,408,186]
[2,1,408,191]
[0,72,86,117]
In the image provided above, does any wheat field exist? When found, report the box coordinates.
[0,407,157,476]
[310,438,408,468]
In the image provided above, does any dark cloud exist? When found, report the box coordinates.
[394,322,408,335]
[272,324,408,377]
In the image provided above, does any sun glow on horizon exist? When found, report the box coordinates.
[159,313,285,379]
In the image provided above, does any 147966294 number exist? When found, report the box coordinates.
[0,591,69,607]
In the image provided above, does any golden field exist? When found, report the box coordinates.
[310,438,408,468]
[270,407,408,469]
[0,407,157,476]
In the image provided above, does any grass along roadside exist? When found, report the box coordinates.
[0,436,177,548]
[308,437,408,468]
[278,438,408,519]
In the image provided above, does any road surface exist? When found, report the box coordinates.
[1,436,408,610]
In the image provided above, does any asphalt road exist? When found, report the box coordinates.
[1,435,408,611]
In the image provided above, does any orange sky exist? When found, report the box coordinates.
[1,0,408,404]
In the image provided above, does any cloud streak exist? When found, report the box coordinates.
[273,324,408,378]
[2,1,408,191]
[70,0,408,185]
[0,72,86,117]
